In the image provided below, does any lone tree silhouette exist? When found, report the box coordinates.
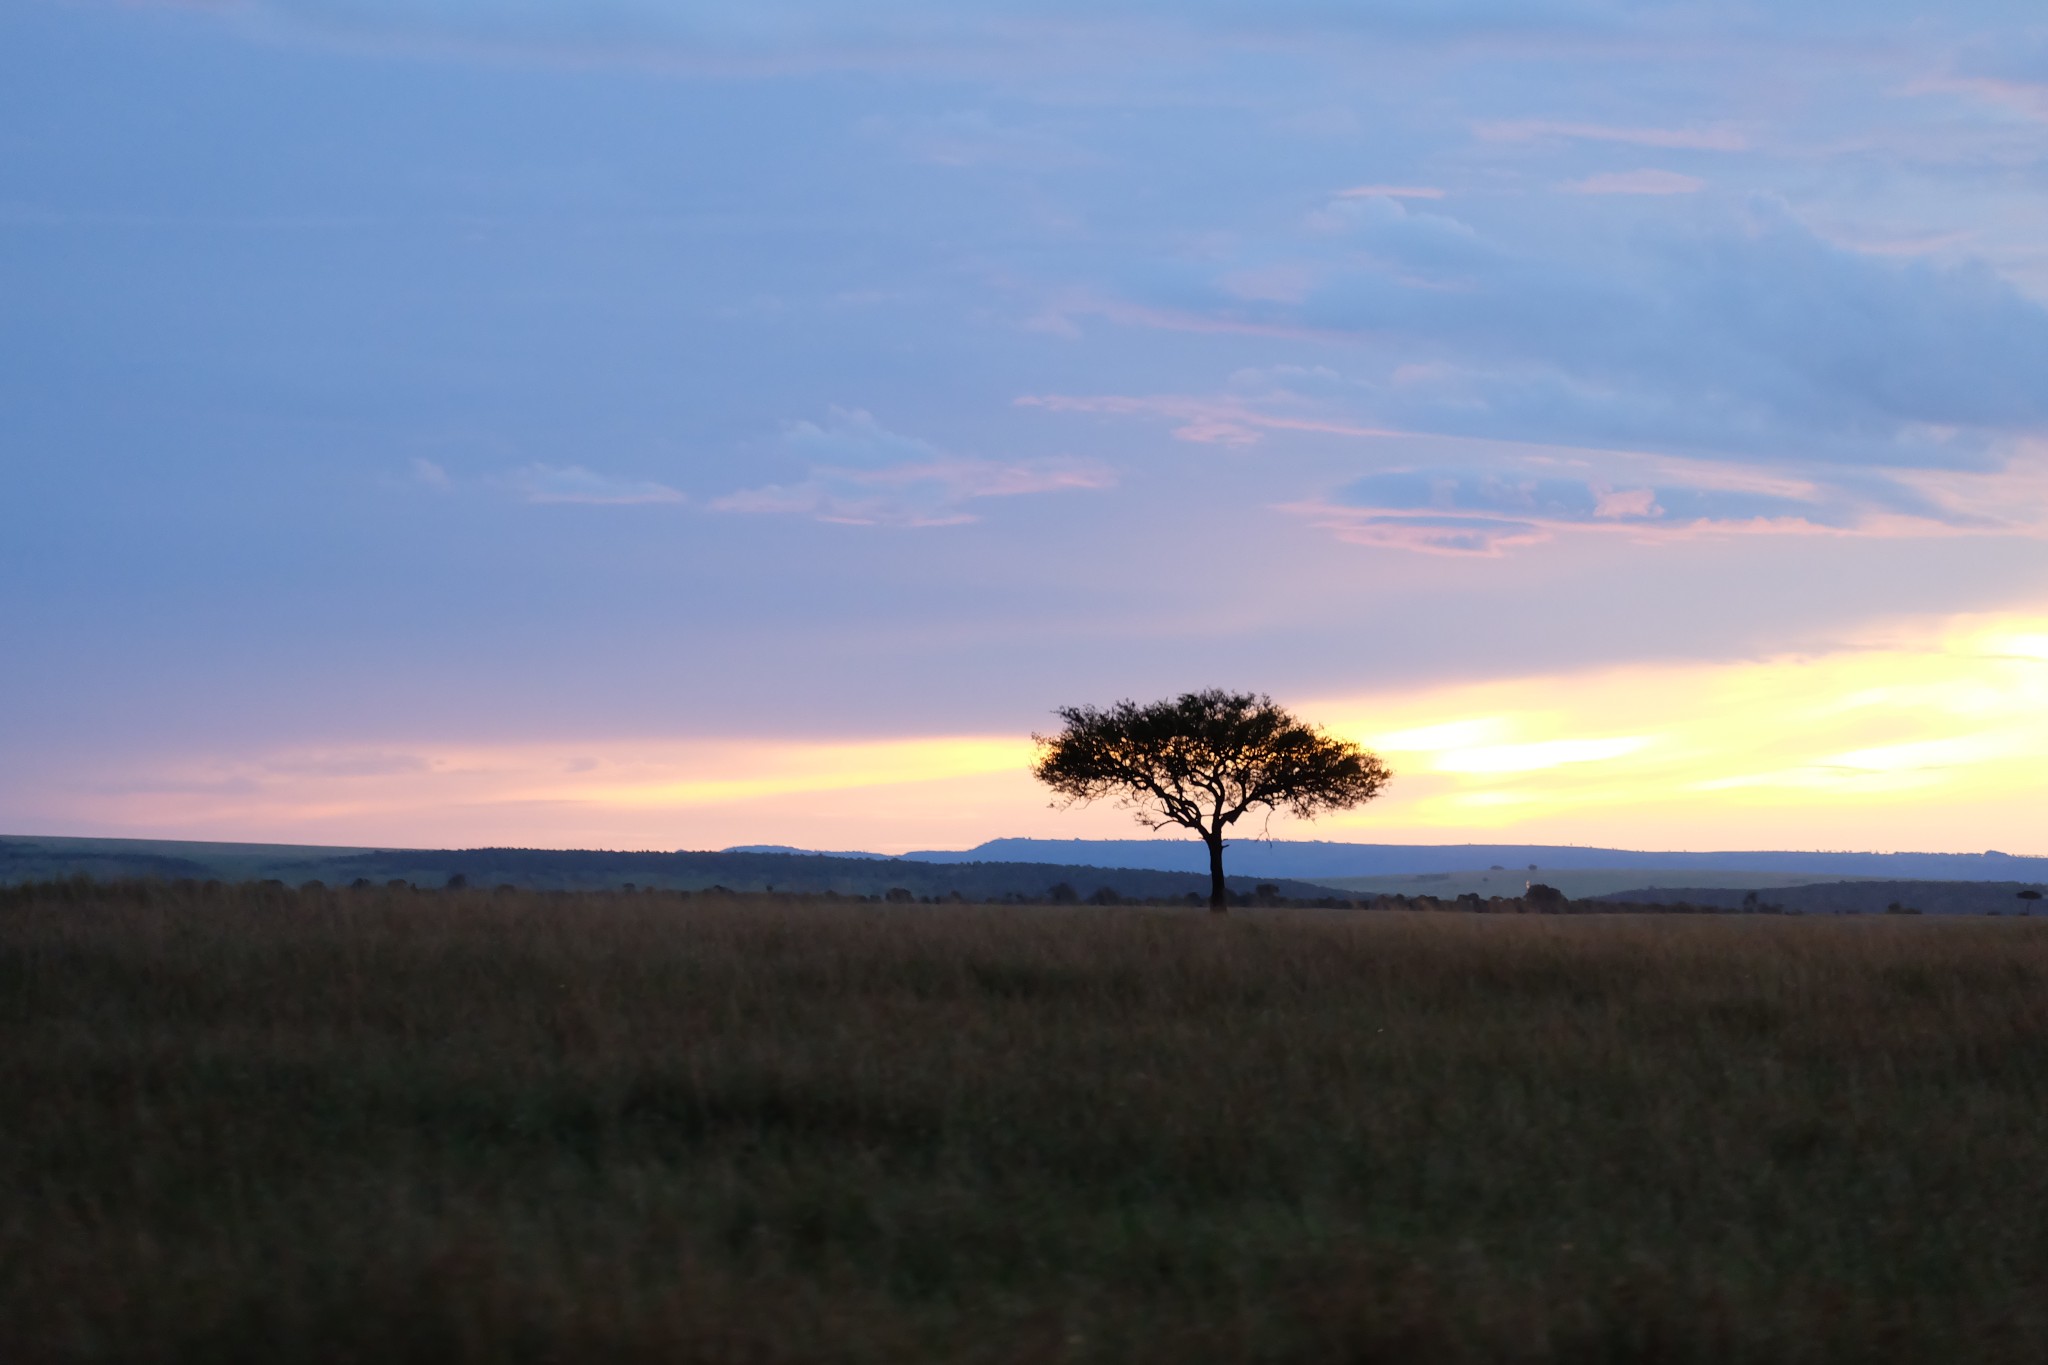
[1032,689,1391,913]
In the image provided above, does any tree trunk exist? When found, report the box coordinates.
[1206,833,1228,914]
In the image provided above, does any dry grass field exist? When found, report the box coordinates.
[5,880,2048,1363]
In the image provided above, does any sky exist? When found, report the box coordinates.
[5,0,2048,854]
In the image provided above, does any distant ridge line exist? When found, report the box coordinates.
[8,834,2044,887]
[890,839,2048,881]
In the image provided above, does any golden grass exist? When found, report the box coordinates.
[5,880,2047,1362]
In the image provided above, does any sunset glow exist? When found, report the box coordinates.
[20,609,2042,856]
[1317,611,2048,850]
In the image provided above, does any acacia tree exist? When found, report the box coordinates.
[1032,689,1391,913]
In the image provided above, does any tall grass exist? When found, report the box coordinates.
[5,880,2047,1362]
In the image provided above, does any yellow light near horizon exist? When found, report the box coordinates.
[555,737,1034,808]
[42,608,2048,856]
[1335,611,2048,848]
[1369,717,1507,751]
[1426,735,1652,775]
[1979,630,2048,662]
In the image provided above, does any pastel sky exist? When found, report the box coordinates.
[7,1,2048,853]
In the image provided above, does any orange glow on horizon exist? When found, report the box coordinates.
[26,609,2048,856]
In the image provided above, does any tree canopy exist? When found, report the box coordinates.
[1032,690,1391,911]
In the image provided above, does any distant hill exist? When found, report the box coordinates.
[896,838,2048,882]
[0,836,1333,902]
[0,835,382,885]
[13,834,2046,904]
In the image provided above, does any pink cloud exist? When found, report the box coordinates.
[1280,503,1552,557]
[1024,385,2048,549]
[1907,74,2048,122]
[1283,498,1865,557]
[1593,487,1661,518]
[1016,392,1403,446]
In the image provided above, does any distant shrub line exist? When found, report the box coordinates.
[3,873,1787,916]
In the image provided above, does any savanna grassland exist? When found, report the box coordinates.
[5,881,2048,1363]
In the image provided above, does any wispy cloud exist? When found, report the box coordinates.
[1024,289,1341,344]
[1028,368,2048,555]
[506,464,684,506]
[1907,73,2048,122]
[1285,466,1838,556]
[1475,119,1748,151]
[1561,169,1705,195]
[715,408,1112,526]
[1016,391,1403,446]
[1281,445,2046,556]
[1051,197,2048,487]
[1336,184,1446,199]
[395,457,684,505]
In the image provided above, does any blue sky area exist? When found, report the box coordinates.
[7,2,2048,850]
